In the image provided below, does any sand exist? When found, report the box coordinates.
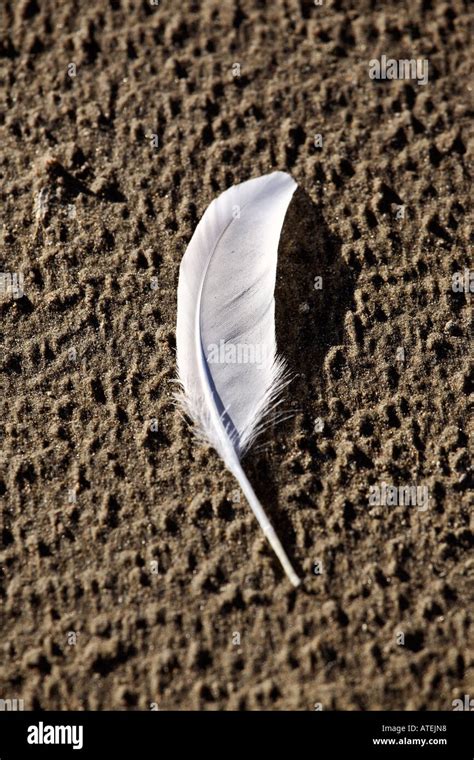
[0,0,472,710]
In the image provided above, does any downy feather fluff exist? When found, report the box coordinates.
[176,171,300,587]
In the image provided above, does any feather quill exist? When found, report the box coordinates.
[176,171,300,587]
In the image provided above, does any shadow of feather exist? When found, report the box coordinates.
[244,187,356,579]
[276,187,355,401]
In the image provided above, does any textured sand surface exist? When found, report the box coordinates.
[0,0,472,710]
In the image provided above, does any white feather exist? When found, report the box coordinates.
[176,171,300,587]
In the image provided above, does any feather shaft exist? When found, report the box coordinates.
[228,458,301,587]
